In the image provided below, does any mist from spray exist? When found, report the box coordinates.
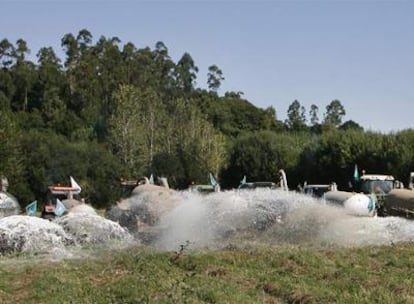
[0,215,71,255]
[0,205,134,257]
[54,212,134,245]
[153,189,320,250]
[1,188,414,259]
[149,189,414,250]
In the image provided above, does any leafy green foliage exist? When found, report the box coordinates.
[221,131,307,188]
[1,29,414,206]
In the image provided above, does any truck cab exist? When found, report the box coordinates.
[355,174,396,195]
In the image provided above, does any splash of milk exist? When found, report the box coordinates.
[150,189,414,250]
[0,205,134,256]
[54,212,133,245]
[0,215,71,254]
[153,189,319,250]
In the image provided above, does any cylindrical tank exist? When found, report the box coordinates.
[323,190,353,205]
[323,191,376,217]
[383,189,414,218]
[343,193,376,217]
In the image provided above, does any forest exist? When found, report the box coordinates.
[1,29,414,209]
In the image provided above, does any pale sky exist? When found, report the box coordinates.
[2,0,413,133]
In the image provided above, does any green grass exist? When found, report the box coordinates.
[0,242,413,303]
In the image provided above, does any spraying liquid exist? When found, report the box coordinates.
[1,189,414,258]
[0,204,134,257]
[112,188,414,250]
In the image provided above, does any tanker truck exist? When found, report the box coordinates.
[349,171,414,219]
[381,172,414,219]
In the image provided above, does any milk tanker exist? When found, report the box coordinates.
[323,171,414,219]
[352,172,414,219]
[381,172,414,219]
[323,189,376,217]
[302,180,376,217]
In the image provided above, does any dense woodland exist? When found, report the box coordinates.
[1,29,414,209]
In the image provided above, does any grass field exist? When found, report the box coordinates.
[0,241,413,303]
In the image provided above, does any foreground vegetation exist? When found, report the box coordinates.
[0,242,413,303]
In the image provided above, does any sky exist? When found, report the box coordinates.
[2,0,413,133]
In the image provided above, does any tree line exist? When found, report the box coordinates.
[1,29,413,209]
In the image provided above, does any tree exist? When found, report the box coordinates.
[109,84,146,177]
[323,99,346,128]
[175,52,198,92]
[0,38,15,68]
[0,70,15,108]
[285,100,307,131]
[14,39,29,63]
[0,111,26,199]
[262,106,285,131]
[76,29,93,54]
[34,47,64,111]
[340,120,363,131]
[152,41,175,92]
[221,131,306,188]
[10,40,36,111]
[61,32,79,95]
[309,104,319,126]
[207,64,224,92]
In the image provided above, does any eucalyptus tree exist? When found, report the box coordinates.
[207,64,224,92]
[94,35,125,140]
[13,39,29,62]
[323,99,346,128]
[0,40,15,109]
[0,38,15,68]
[61,32,79,94]
[37,47,63,88]
[121,42,137,85]
[61,29,94,110]
[309,104,319,126]
[61,30,104,139]
[174,52,198,93]
[34,47,64,114]
[76,29,93,54]
[285,100,307,131]
[8,39,37,111]
[149,42,176,102]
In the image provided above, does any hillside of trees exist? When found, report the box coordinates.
[1,29,414,209]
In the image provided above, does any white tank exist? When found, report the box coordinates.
[323,190,353,205]
[343,193,376,217]
[323,191,376,217]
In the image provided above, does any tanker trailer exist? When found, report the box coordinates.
[383,189,414,219]
[323,190,376,217]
